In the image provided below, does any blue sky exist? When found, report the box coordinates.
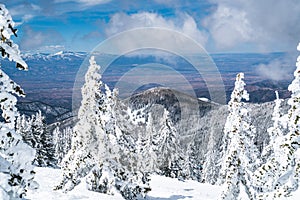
[3,0,300,53]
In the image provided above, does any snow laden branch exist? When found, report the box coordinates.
[0,4,27,70]
[219,73,259,200]
[0,4,36,200]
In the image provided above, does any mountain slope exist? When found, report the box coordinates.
[49,86,289,185]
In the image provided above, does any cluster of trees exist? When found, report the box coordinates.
[53,56,200,200]
[16,111,55,167]
[212,44,300,200]
[53,126,73,166]
[54,56,152,199]
[16,111,74,167]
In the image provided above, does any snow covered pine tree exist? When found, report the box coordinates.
[53,126,73,166]
[16,114,33,146]
[153,108,187,179]
[186,137,202,182]
[31,111,55,167]
[56,56,150,200]
[202,114,223,184]
[253,91,287,199]
[86,69,151,200]
[219,73,258,200]
[55,56,108,192]
[16,111,55,167]
[263,42,300,198]
[0,4,36,200]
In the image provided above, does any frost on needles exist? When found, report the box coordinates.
[0,4,36,200]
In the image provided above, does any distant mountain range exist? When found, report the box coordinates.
[0,51,292,110]
[22,51,87,61]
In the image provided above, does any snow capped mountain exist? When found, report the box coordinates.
[53,51,64,56]
[22,51,87,61]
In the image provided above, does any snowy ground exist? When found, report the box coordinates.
[27,167,300,200]
[27,167,221,200]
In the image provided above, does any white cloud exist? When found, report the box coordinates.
[10,3,41,16]
[82,31,102,40]
[20,26,64,51]
[255,59,294,81]
[77,0,111,6]
[10,3,41,24]
[105,12,208,46]
[54,0,111,6]
[14,14,35,26]
[203,5,254,50]
[22,14,34,22]
[153,0,181,6]
[40,45,65,52]
[204,0,300,52]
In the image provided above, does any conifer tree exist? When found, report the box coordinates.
[263,91,285,158]
[56,56,151,199]
[143,113,158,173]
[219,73,258,200]
[31,111,55,166]
[16,114,34,145]
[113,132,152,200]
[202,115,223,184]
[264,43,300,198]
[0,5,27,70]
[17,111,55,167]
[153,109,186,179]
[55,56,106,191]
[53,126,73,166]
[0,4,36,199]
[201,146,218,184]
[253,91,286,199]
[134,113,157,184]
[52,126,62,165]
[186,138,202,182]
[85,84,121,196]
[86,85,151,199]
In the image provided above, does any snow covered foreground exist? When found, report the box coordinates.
[27,167,221,200]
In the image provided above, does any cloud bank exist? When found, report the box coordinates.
[54,0,112,7]
[204,0,300,52]
[105,12,208,47]
[255,57,295,81]
[20,26,64,51]
[5,0,300,54]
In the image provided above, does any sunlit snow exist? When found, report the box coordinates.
[27,167,221,200]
